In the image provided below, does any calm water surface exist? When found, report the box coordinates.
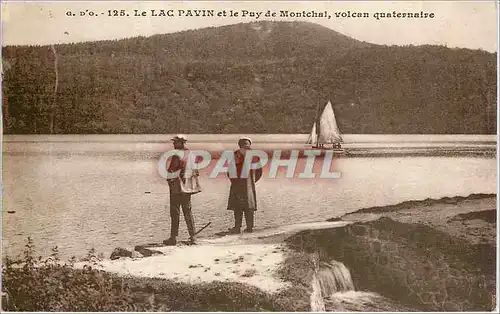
[2,134,496,259]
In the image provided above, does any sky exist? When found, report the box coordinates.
[1,1,498,52]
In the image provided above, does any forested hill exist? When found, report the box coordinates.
[2,21,497,134]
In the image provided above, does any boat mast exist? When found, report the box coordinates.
[314,101,322,147]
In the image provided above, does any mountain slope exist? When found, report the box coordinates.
[2,21,496,134]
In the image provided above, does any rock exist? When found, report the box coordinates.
[131,250,144,259]
[134,245,163,257]
[110,247,132,260]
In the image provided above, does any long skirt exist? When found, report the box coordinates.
[227,178,257,211]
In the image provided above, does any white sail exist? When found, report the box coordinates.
[317,101,343,144]
[306,122,317,145]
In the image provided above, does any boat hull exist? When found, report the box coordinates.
[310,146,347,154]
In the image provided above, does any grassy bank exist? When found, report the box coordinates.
[285,217,496,311]
[328,193,496,218]
[2,238,311,312]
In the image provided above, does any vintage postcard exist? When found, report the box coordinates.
[1,0,497,312]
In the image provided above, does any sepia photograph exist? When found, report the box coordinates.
[1,0,498,312]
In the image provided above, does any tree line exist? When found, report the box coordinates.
[2,21,496,134]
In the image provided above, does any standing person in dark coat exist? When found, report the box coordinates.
[163,135,200,245]
[227,137,263,234]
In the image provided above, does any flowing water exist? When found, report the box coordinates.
[2,134,496,259]
[310,260,414,312]
[310,261,356,311]
[310,272,327,312]
[317,261,355,294]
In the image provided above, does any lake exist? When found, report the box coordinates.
[2,134,497,260]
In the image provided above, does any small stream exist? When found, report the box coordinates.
[310,260,414,312]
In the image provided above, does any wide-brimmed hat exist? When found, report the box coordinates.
[171,134,187,143]
[238,137,252,145]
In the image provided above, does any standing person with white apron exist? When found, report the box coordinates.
[164,135,202,245]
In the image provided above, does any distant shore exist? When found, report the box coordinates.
[4,133,496,159]
[3,146,496,159]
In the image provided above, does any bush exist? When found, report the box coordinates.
[2,238,311,312]
[1,237,168,311]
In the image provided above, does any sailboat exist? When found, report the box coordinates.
[306,101,345,153]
